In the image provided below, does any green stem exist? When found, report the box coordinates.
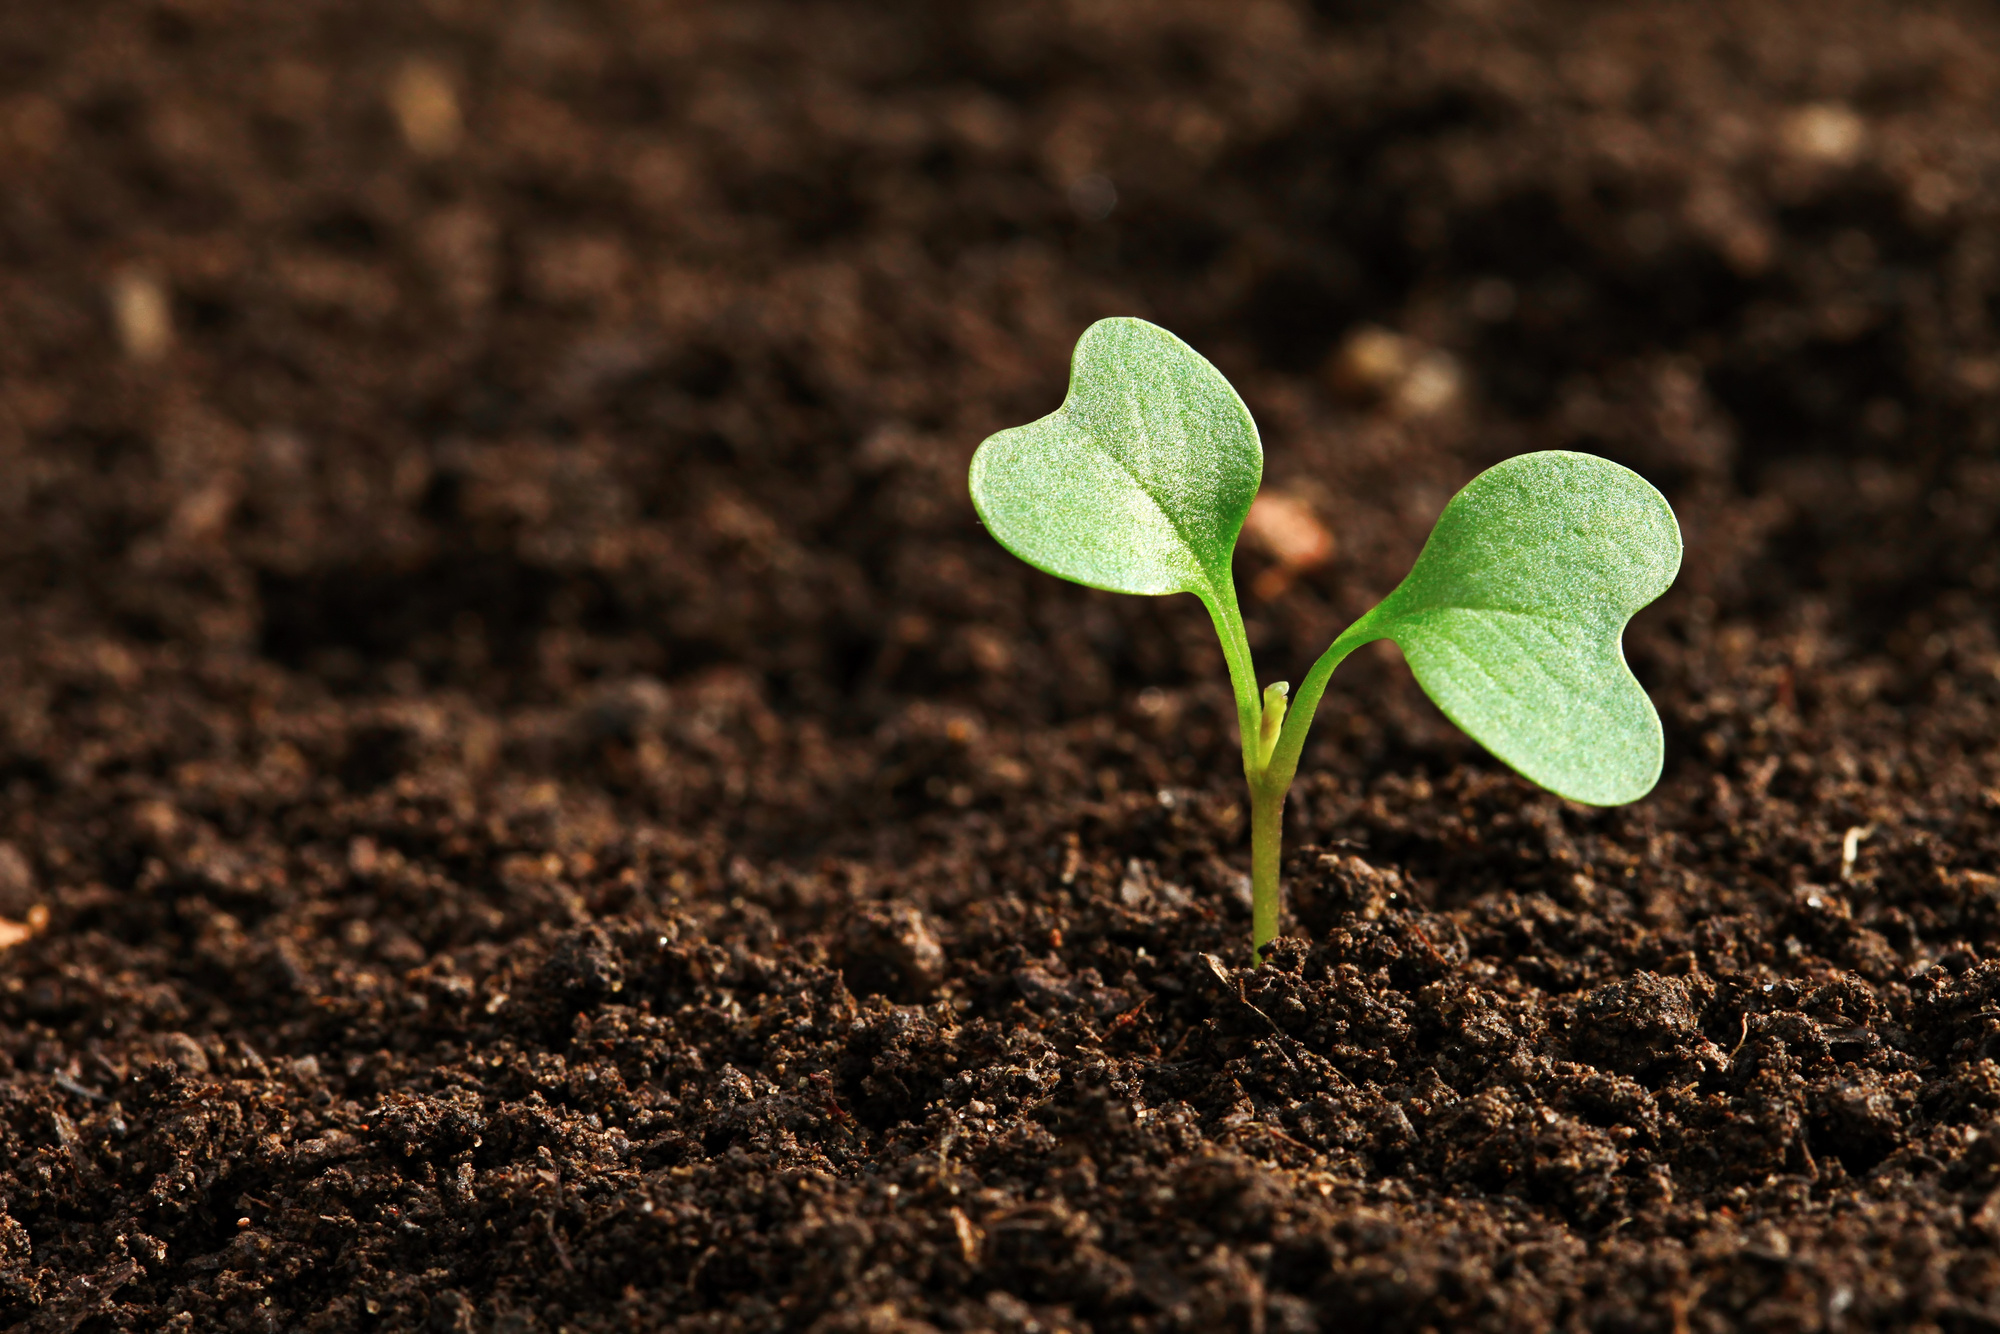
[1199,582,1264,782]
[1250,773,1284,962]
[1205,582,1389,966]
[1263,613,1384,797]
[1246,612,1385,963]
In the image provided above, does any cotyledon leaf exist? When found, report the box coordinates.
[1351,451,1682,805]
[968,317,1261,602]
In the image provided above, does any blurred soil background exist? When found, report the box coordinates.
[4,0,2000,1329]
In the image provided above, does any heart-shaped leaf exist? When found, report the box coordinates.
[968,317,1262,601]
[1355,451,1681,805]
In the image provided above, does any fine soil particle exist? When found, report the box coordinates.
[4,0,2000,1330]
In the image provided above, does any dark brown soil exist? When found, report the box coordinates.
[4,0,2000,1329]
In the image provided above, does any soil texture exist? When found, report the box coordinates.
[5,0,2000,1329]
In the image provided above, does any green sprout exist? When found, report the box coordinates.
[970,318,1683,963]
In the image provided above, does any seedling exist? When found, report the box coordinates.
[970,318,1682,962]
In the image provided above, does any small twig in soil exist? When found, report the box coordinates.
[1099,994,1153,1046]
[949,1207,983,1265]
[1841,824,1875,881]
[1227,1119,1314,1155]
[1667,1277,1711,1334]
[686,1244,717,1295]
[808,1070,854,1128]
[53,1072,105,1102]
[1234,977,1300,1073]
[544,1210,574,1272]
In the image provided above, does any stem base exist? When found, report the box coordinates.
[1250,781,1284,964]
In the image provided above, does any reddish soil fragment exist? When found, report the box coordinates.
[3,0,2000,1330]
